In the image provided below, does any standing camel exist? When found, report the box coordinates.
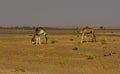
[76,27,96,43]
[32,27,48,45]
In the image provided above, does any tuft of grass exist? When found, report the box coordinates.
[85,53,95,60]
[100,37,107,45]
[51,39,57,44]
[78,42,82,44]
[12,68,25,72]
[111,32,114,33]
[69,38,74,41]
[103,46,107,49]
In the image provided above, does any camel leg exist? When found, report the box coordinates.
[92,34,96,42]
[94,35,96,42]
[38,36,41,45]
[85,35,88,43]
[81,33,84,43]
[35,37,38,45]
[44,34,48,44]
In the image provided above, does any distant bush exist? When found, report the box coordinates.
[99,26,104,30]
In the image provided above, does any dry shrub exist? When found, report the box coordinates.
[51,39,57,44]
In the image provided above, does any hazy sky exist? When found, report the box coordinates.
[0,0,120,27]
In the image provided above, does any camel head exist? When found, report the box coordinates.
[31,37,36,44]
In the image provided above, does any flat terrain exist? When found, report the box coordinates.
[0,29,120,74]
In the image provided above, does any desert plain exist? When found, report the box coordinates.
[0,28,120,74]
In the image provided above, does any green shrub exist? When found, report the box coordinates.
[85,53,95,60]
[100,37,107,44]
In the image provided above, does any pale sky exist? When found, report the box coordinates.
[0,0,120,27]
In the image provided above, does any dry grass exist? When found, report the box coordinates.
[0,29,120,74]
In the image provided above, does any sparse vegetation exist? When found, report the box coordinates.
[103,46,107,49]
[100,37,107,44]
[72,47,78,50]
[12,68,25,72]
[99,26,104,30]
[51,39,57,44]
[0,29,120,74]
[85,53,95,60]
[69,38,74,41]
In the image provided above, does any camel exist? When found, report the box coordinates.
[76,27,96,43]
[32,27,48,45]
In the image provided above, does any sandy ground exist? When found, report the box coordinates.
[0,29,120,74]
